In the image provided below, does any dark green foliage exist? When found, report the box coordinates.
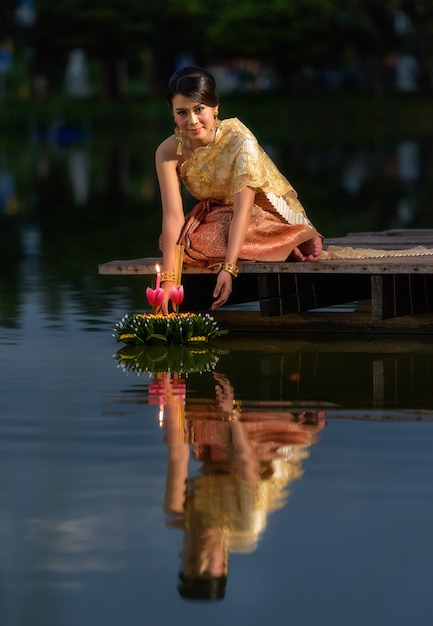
[2,0,432,98]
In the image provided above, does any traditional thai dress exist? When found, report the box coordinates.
[181,411,310,555]
[175,118,320,267]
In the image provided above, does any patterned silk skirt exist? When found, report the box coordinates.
[175,194,319,268]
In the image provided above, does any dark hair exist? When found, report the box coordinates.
[177,572,227,602]
[166,66,219,107]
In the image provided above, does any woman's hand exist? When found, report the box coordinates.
[211,186,254,310]
[213,372,235,411]
[211,270,233,310]
[159,281,175,315]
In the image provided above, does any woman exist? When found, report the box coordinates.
[155,65,322,313]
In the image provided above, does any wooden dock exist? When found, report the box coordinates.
[98,229,433,335]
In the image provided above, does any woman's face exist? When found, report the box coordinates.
[172,94,218,149]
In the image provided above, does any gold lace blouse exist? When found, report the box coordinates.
[179,118,313,227]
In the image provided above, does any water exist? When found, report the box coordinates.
[1,124,433,625]
[2,258,433,625]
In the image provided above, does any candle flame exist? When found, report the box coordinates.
[155,264,160,273]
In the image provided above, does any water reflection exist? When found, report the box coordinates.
[115,345,324,601]
[114,337,433,414]
[1,298,433,623]
[163,371,325,601]
[110,337,433,611]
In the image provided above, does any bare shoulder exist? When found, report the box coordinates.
[155,135,178,163]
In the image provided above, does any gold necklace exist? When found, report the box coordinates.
[188,120,221,186]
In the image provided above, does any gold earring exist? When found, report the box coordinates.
[213,110,221,132]
[174,125,184,156]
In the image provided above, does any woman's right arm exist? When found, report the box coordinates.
[155,138,185,313]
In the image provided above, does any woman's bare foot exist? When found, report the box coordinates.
[290,236,323,262]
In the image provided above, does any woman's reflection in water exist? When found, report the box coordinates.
[153,371,326,602]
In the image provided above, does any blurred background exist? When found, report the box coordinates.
[0,0,432,280]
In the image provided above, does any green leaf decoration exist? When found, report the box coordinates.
[113,312,228,346]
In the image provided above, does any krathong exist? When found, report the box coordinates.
[114,312,228,345]
[169,284,184,313]
[114,245,227,346]
[145,286,164,309]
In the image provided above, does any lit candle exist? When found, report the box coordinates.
[155,264,161,290]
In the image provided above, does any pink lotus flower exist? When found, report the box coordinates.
[169,285,184,306]
[146,286,164,308]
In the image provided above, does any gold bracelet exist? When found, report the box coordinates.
[160,271,175,283]
[218,262,239,278]
[224,400,242,421]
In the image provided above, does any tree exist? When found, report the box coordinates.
[7,0,427,100]
[163,0,403,92]
[28,0,169,99]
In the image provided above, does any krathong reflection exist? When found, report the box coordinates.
[151,363,326,602]
[114,343,226,376]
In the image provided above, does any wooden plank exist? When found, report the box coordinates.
[98,257,163,275]
[97,229,433,326]
[99,256,433,276]
[98,229,433,276]
[370,274,433,321]
[326,228,433,249]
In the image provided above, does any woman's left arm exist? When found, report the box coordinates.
[211,186,255,310]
